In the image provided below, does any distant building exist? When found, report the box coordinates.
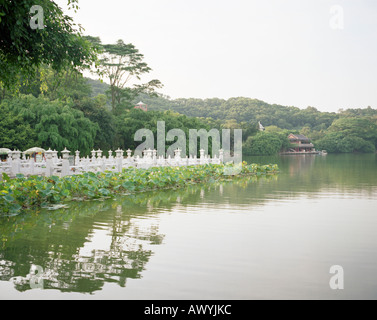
[288,134,315,152]
[258,121,265,132]
[135,101,148,112]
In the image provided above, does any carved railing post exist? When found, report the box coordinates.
[11,150,21,176]
[61,148,71,177]
[116,149,124,173]
[219,149,224,163]
[199,149,205,165]
[45,148,54,177]
[75,150,80,166]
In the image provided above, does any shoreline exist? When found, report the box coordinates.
[1,163,279,216]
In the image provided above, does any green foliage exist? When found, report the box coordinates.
[0,163,279,216]
[327,117,377,146]
[19,66,93,101]
[316,133,375,153]
[136,95,339,131]
[72,97,115,152]
[338,106,377,118]
[115,109,214,155]
[0,103,37,150]
[299,126,326,142]
[0,0,97,88]
[0,95,98,154]
[243,132,290,156]
[314,117,377,153]
[134,92,377,155]
[86,78,110,99]
[89,38,163,112]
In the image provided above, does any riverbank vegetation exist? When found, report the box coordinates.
[2,75,376,155]
[1,0,376,157]
[0,163,279,216]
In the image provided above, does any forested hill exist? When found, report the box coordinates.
[86,77,376,133]
[133,92,377,155]
[86,78,110,98]
[136,94,339,131]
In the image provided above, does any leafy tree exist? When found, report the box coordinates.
[0,103,37,150]
[0,0,98,88]
[328,117,377,147]
[72,97,115,152]
[91,39,163,113]
[300,126,326,143]
[86,77,110,100]
[18,65,92,101]
[340,136,375,153]
[112,109,214,155]
[0,95,98,154]
[316,132,375,153]
[339,106,377,118]
[243,132,289,156]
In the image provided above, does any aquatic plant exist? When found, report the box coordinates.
[0,163,279,216]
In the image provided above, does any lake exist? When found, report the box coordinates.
[1,154,377,300]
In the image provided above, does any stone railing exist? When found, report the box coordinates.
[0,148,224,178]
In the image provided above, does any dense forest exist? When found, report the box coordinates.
[1,71,377,156]
[1,0,377,156]
[138,95,338,130]
[135,94,377,155]
[0,77,215,156]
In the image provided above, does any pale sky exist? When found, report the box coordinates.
[56,0,377,112]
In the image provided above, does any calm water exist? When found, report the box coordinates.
[1,154,377,300]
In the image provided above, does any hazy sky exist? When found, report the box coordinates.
[56,0,377,112]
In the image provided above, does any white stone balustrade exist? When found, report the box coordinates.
[0,148,224,178]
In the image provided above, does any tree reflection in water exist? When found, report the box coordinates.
[2,154,375,295]
[0,176,270,294]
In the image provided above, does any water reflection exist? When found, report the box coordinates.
[1,154,377,298]
[0,200,162,293]
[0,176,273,294]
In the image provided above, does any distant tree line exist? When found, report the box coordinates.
[2,64,376,155]
[137,95,339,131]
[135,95,377,155]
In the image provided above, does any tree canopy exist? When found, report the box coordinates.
[243,132,290,156]
[0,94,98,153]
[0,0,97,88]
[133,95,339,131]
[87,38,163,114]
[315,117,377,153]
